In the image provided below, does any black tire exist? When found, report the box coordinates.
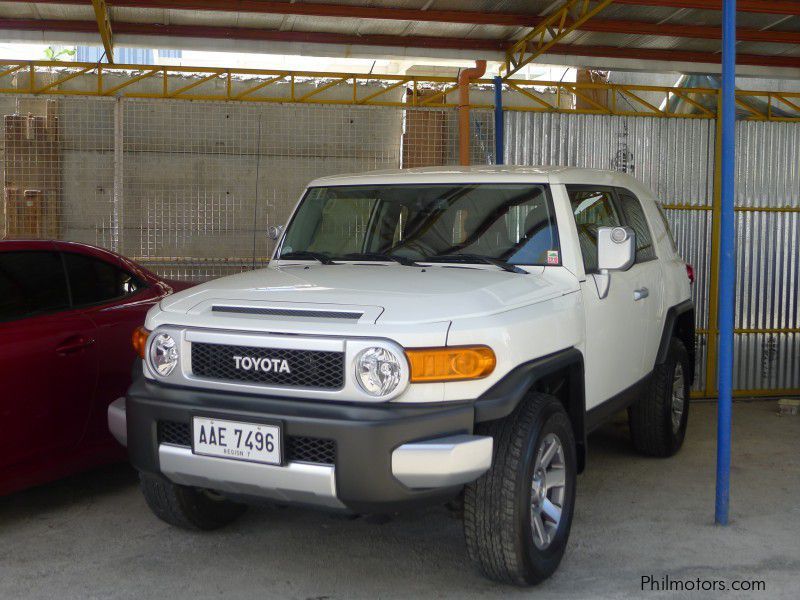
[139,473,246,531]
[464,393,577,586]
[629,338,690,457]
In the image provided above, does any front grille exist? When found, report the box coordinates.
[286,436,336,465]
[191,342,344,389]
[159,421,190,446]
[157,421,336,465]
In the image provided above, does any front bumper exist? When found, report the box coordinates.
[119,376,493,513]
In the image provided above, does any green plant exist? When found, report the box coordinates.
[44,46,76,61]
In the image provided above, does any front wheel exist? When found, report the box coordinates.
[464,393,577,586]
[139,473,247,531]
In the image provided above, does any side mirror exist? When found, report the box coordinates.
[267,225,284,241]
[593,226,635,299]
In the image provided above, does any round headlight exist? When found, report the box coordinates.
[355,347,403,397]
[149,333,178,376]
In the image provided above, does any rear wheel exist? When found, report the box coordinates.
[464,393,577,585]
[629,338,690,457]
[139,473,246,531]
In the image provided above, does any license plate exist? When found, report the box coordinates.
[192,417,281,465]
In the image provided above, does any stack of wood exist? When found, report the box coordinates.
[575,69,610,111]
[3,99,61,239]
[402,89,448,168]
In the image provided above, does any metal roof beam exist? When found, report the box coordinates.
[0,0,543,27]
[90,0,114,63]
[543,42,800,68]
[3,2,800,43]
[583,19,800,44]
[3,0,800,24]
[504,0,616,78]
[2,17,799,70]
[614,0,800,15]
[6,0,800,18]
[0,18,505,51]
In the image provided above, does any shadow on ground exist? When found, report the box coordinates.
[1,401,798,600]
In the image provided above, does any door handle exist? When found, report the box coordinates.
[56,336,96,355]
[633,287,649,301]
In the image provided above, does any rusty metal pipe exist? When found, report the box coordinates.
[458,60,486,166]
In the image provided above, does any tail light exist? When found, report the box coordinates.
[132,326,150,359]
[686,263,695,285]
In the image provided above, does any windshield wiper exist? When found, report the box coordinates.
[341,252,421,267]
[279,251,337,265]
[424,254,527,274]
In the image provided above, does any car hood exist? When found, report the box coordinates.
[154,263,578,327]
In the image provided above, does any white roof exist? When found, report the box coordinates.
[308,165,641,188]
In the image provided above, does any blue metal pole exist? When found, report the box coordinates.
[716,0,736,526]
[494,76,504,165]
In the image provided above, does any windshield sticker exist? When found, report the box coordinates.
[546,250,559,265]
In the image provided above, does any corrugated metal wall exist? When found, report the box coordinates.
[734,121,800,391]
[505,111,799,394]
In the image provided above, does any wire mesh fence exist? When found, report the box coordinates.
[2,93,495,281]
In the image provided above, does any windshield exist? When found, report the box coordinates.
[278,184,561,266]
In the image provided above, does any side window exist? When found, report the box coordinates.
[566,187,622,273]
[63,253,142,307]
[617,189,656,262]
[505,188,561,266]
[0,251,70,322]
[655,202,679,253]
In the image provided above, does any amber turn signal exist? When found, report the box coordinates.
[405,346,496,383]
[132,326,150,360]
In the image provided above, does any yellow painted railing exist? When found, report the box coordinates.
[1,60,799,121]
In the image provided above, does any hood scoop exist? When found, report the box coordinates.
[211,305,363,320]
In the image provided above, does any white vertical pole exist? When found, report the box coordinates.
[112,97,124,253]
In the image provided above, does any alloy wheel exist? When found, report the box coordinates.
[530,432,566,550]
[671,363,685,434]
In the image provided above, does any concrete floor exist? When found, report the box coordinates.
[1,400,797,600]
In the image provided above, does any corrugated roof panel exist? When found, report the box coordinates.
[737,41,800,57]
[0,2,94,21]
[1,0,799,73]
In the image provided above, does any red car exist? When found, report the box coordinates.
[0,240,191,495]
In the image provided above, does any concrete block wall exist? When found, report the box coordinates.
[1,75,410,276]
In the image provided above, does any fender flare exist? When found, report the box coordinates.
[655,299,695,382]
[473,348,586,471]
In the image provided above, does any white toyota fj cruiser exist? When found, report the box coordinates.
[110,166,695,585]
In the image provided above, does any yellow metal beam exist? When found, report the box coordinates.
[504,0,616,78]
[1,60,800,122]
[696,328,800,335]
[32,66,95,94]
[90,0,114,63]
[661,204,800,212]
[692,389,800,399]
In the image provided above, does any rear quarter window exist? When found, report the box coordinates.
[63,252,143,307]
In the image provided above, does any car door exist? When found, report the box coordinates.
[615,187,664,375]
[62,251,161,445]
[565,186,648,411]
[0,250,99,470]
